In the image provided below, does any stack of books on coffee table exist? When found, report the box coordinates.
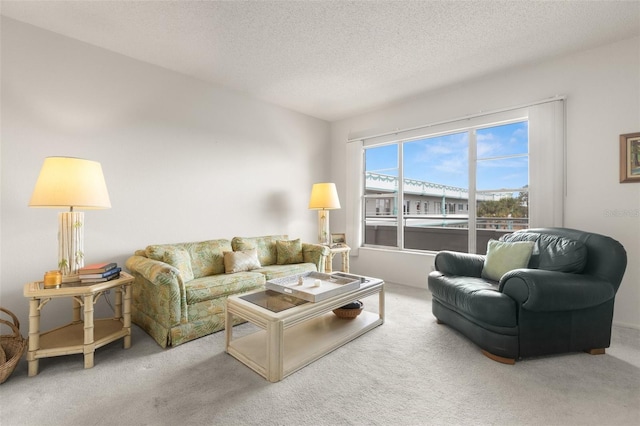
[78,262,121,284]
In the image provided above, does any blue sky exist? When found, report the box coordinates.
[366,121,528,192]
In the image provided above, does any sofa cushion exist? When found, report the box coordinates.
[145,244,172,262]
[232,235,287,266]
[429,275,517,327]
[276,239,303,265]
[185,240,232,278]
[501,232,587,273]
[481,240,534,282]
[223,249,261,273]
[257,263,317,280]
[185,272,266,305]
[146,239,232,279]
[163,246,195,282]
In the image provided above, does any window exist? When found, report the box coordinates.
[351,98,564,255]
[363,145,398,247]
[364,121,528,254]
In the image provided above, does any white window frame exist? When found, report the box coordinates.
[346,97,565,254]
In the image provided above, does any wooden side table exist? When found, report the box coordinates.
[325,245,351,273]
[23,272,133,376]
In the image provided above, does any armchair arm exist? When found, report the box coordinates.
[302,243,330,272]
[434,251,485,277]
[500,269,615,312]
[125,255,188,326]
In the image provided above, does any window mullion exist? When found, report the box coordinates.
[469,129,477,254]
[398,142,404,249]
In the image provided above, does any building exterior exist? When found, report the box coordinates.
[364,172,528,252]
[365,171,517,218]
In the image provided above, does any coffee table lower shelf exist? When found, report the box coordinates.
[227,311,381,381]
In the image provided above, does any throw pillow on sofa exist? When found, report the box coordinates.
[232,235,286,266]
[481,239,535,282]
[162,246,195,281]
[276,239,303,265]
[223,249,261,273]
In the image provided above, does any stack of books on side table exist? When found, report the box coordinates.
[78,262,121,284]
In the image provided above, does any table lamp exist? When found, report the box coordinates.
[308,182,341,245]
[29,157,111,282]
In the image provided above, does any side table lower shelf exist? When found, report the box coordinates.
[38,319,128,358]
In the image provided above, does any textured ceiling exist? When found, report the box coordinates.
[1,0,639,121]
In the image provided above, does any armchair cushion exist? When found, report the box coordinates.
[276,239,303,265]
[429,274,517,327]
[501,232,587,273]
[481,240,534,281]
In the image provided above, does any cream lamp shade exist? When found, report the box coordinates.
[308,183,341,210]
[308,183,341,245]
[30,157,111,282]
[29,157,111,210]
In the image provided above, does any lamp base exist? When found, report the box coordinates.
[58,211,84,279]
[317,210,331,246]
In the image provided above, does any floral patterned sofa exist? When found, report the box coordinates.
[125,235,329,347]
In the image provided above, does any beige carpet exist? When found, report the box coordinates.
[1,283,639,425]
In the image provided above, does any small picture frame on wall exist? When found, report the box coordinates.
[620,132,640,183]
[331,233,346,247]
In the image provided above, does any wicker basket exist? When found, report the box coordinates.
[1,307,27,384]
[333,300,364,319]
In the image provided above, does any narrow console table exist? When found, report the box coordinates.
[23,272,133,376]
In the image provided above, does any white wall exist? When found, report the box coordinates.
[0,18,330,328]
[331,37,640,328]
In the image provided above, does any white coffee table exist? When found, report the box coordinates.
[225,274,384,382]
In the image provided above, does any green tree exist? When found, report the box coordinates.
[477,195,528,218]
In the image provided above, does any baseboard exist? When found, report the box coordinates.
[612,321,640,330]
[387,280,424,289]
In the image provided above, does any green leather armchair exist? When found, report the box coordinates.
[428,228,627,363]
